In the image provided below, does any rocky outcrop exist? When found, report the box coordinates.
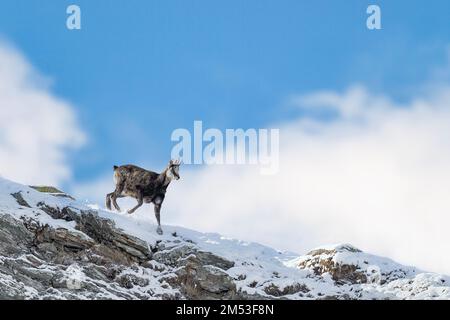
[296,244,426,290]
[0,203,243,300]
[1,178,449,300]
[298,245,368,284]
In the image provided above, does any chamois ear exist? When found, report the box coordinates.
[169,159,181,166]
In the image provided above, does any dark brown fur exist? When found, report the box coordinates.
[106,160,180,235]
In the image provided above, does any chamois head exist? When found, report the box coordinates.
[166,159,181,181]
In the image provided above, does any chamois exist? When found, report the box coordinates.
[106,160,181,235]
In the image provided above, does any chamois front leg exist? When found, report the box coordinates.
[127,191,144,214]
[153,195,164,235]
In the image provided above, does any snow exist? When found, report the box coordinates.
[1,176,449,300]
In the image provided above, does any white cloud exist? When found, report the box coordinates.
[0,41,85,186]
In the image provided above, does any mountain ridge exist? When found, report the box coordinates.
[0,177,448,300]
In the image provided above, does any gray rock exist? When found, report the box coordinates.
[10,192,31,208]
[171,255,238,300]
[0,200,244,300]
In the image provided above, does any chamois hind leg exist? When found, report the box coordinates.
[106,192,114,210]
[153,195,164,235]
[127,191,144,214]
[111,184,124,212]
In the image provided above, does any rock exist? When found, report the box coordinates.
[36,203,77,221]
[76,210,152,262]
[30,186,64,194]
[0,197,242,300]
[153,244,234,270]
[264,283,309,297]
[30,186,75,200]
[10,192,31,208]
[0,214,34,255]
[0,208,173,299]
[298,245,368,284]
[152,244,241,299]
[196,251,235,270]
[36,225,95,253]
[172,256,238,299]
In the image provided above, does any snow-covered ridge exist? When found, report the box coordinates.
[0,177,449,300]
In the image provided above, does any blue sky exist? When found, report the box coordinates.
[0,0,449,185]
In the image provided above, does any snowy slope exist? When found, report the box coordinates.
[0,177,449,300]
